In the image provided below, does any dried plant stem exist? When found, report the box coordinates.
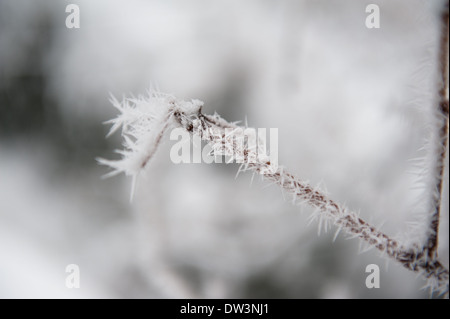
[172,107,449,295]
[427,4,449,258]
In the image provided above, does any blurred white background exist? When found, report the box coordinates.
[0,0,448,298]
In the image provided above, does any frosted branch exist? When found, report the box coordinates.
[99,90,449,296]
[427,3,449,259]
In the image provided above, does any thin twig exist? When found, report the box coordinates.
[171,108,449,295]
[427,3,449,258]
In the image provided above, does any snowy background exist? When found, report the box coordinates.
[0,0,448,298]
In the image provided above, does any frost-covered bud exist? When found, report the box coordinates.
[97,91,204,199]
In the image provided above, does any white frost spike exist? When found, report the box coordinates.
[97,90,204,200]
